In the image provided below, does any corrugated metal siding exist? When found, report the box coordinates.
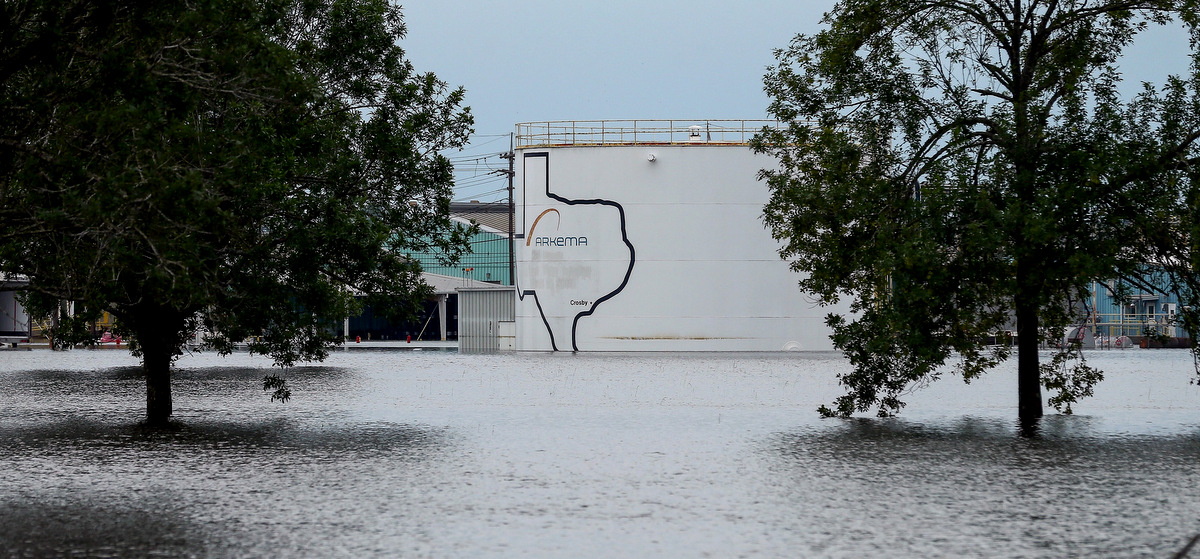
[458,288,516,352]
[1088,276,1191,339]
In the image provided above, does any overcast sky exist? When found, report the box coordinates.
[403,0,846,139]
[400,1,1194,201]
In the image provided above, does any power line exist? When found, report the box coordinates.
[454,175,504,187]
[448,153,504,163]
[453,187,507,201]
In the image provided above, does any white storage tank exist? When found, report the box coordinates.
[512,120,851,352]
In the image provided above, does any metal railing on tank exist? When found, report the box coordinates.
[515,120,784,148]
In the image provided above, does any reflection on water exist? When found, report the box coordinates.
[0,415,451,557]
[2,498,217,557]
[0,416,444,452]
[1,349,1199,557]
[765,416,1200,556]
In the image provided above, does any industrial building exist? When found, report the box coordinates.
[410,203,512,286]
[1075,274,1193,347]
[352,203,514,343]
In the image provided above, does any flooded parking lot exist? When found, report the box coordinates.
[2,348,1199,557]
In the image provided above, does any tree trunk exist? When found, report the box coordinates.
[1015,293,1043,425]
[144,341,173,425]
[128,304,188,427]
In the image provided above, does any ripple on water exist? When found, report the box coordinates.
[1,349,1200,557]
[760,415,1200,557]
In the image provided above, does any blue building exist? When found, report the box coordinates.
[1085,270,1191,344]
[349,202,514,341]
[406,202,512,286]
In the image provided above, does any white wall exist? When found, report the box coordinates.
[514,144,849,351]
[0,290,30,338]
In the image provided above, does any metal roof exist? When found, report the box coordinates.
[422,272,501,295]
[451,201,511,234]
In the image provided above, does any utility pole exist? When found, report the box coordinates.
[500,133,516,287]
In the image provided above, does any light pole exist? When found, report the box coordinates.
[500,133,516,286]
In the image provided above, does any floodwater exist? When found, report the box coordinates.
[1,348,1200,558]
